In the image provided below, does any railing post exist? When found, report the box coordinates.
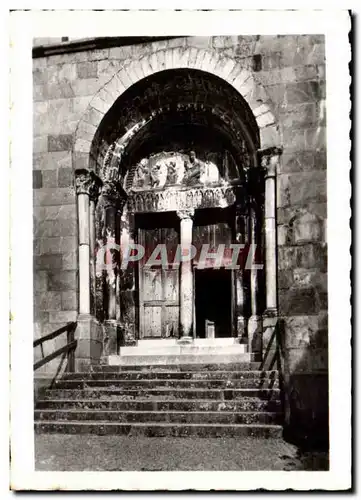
[67,323,76,373]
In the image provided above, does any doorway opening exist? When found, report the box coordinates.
[194,268,233,338]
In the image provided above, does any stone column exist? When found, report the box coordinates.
[100,181,126,355]
[261,148,282,315]
[259,147,282,368]
[248,204,262,357]
[234,207,249,341]
[89,175,102,315]
[177,209,195,343]
[75,169,92,315]
[74,169,103,370]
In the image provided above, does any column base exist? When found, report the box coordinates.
[248,315,262,359]
[102,320,120,358]
[236,316,247,342]
[75,314,103,371]
[177,336,194,345]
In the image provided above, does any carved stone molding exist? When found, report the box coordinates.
[176,208,195,220]
[128,186,237,214]
[75,169,93,195]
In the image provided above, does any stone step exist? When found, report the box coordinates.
[54,378,279,390]
[119,344,248,356]
[61,370,278,381]
[93,362,261,372]
[35,409,283,425]
[108,354,254,366]
[137,338,241,347]
[43,387,281,401]
[36,398,282,412]
[34,421,283,438]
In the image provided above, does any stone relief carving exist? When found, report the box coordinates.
[131,150,223,192]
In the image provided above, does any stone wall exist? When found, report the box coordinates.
[33,33,327,437]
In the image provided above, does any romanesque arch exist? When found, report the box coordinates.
[74,46,281,169]
[74,46,282,359]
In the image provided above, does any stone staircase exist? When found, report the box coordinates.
[35,354,284,438]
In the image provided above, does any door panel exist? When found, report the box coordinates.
[138,226,179,339]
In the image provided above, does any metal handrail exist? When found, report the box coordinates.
[33,321,77,372]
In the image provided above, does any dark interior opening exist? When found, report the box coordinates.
[195,269,232,338]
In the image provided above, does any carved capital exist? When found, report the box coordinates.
[89,173,103,203]
[101,181,127,209]
[177,208,195,220]
[75,169,92,195]
[258,146,283,178]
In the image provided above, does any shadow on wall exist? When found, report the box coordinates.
[262,319,329,451]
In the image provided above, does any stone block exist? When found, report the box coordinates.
[33,187,75,206]
[277,171,326,207]
[262,52,282,71]
[278,243,327,271]
[76,61,98,79]
[285,81,324,105]
[58,168,73,188]
[34,271,48,292]
[70,78,103,97]
[42,171,57,188]
[35,218,77,238]
[33,84,47,102]
[34,205,76,222]
[292,212,323,243]
[33,151,72,170]
[277,203,327,226]
[279,288,317,316]
[48,271,77,291]
[286,346,328,373]
[46,81,75,100]
[278,269,294,289]
[34,136,48,154]
[33,310,49,323]
[37,236,77,255]
[33,170,43,189]
[304,44,325,65]
[71,96,93,114]
[280,150,326,173]
[62,290,78,310]
[34,253,63,271]
[48,134,73,152]
[62,251,77,270]
[49,311,77,323]
[72,152,89,171]
[74,138,92,154]
[280,103,319,130]
[187,36,211,49]
[260,124,280,149]
[35,291,62,311]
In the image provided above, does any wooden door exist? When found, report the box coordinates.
[138,226,179,339]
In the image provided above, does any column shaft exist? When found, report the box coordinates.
[178,210,194,342]
[77,191,90,315]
